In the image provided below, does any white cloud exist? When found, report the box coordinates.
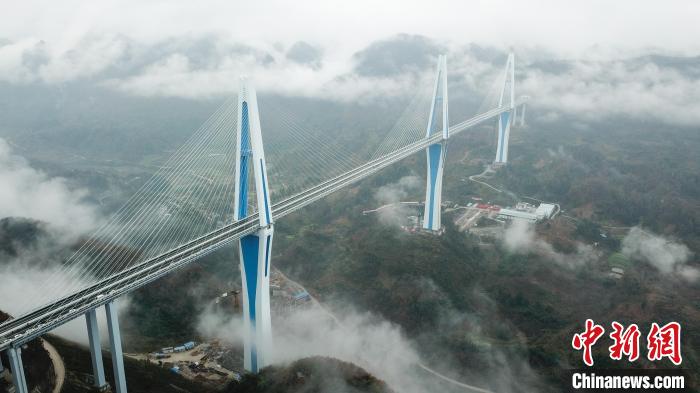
[0,138,99,240]
[196,303,244,345]
[0,140,98,239]
[520,60,700,126]
[4,33,698,128]
[0,39,43,83]
[272,307,425,393]
[38,34,129,83]
[0,255,131,345]
[622,227,697,282]
[1,2,699,126]
[677,265,700,283]
[503,220,599,267]
[103,53,408,101]
[372,175,421,226]
[503,220,537,252]
[4,1,700,57]
[197,304,427,392]
[0,217,129,346]
[0,138,114,338]
[197,302,541,393]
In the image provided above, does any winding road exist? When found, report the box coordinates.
[41,339,65,393]
[466,165,518,203]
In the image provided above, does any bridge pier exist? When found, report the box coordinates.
[494,53,515,165]
[234,77,275,373]
[7,347,28,393]
[423,55,449,231]
[494,111,512,164]
[239,227,273,372]
[105,300,127,393]
[86,309,108,390]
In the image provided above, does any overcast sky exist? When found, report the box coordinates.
[5,0,700,57]
[1,1,699,126]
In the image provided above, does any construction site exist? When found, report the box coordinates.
[129,268,315,387]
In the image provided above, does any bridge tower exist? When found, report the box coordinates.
[518,96,528,127]
[494,53,515,164]
[234,77,274,373]
[422,55,449,231]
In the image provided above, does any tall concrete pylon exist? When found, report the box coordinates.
[233,77,274,373]
[422,55,449,231]
[105,300,127,393]
[7,347,27,393]
[495,53,515,164]
[519,97,528,127]
[85,309,108,390]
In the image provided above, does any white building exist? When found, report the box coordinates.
[498,203,558,222]
[497,208,538,222]
[535,203,558,220]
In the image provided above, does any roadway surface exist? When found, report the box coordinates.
[466,164,518,202]
[0,103,521,351]
[41,339,65,393]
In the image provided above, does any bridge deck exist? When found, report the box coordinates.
[0,103,519,351]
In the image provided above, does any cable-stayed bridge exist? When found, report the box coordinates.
[0,53,527,393]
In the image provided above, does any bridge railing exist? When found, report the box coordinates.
[0,103,521,351]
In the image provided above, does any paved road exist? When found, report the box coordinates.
[42,339,65,393]
[467,165,518,203]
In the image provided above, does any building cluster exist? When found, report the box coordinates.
[270,276,313,314]
[148,340,240,385]
[138,269,320,387]
[401,215,421,233]
[455,198,561,241]
[153,341,196,358]
[496,202,559,222]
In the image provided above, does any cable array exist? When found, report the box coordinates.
[17,99,240,315]
[10,57,514,323]
[370,80,434,161]
[260,102,366,201]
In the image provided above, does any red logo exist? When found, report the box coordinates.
[609,321,641,362]
[572,319,605,366]
[572,320,683,366]
[647,322,682,365]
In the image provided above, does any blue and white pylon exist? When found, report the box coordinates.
[495,53,515,164]
[233,77,274,373]
[519,96,528,127]
[422,55,449,231]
